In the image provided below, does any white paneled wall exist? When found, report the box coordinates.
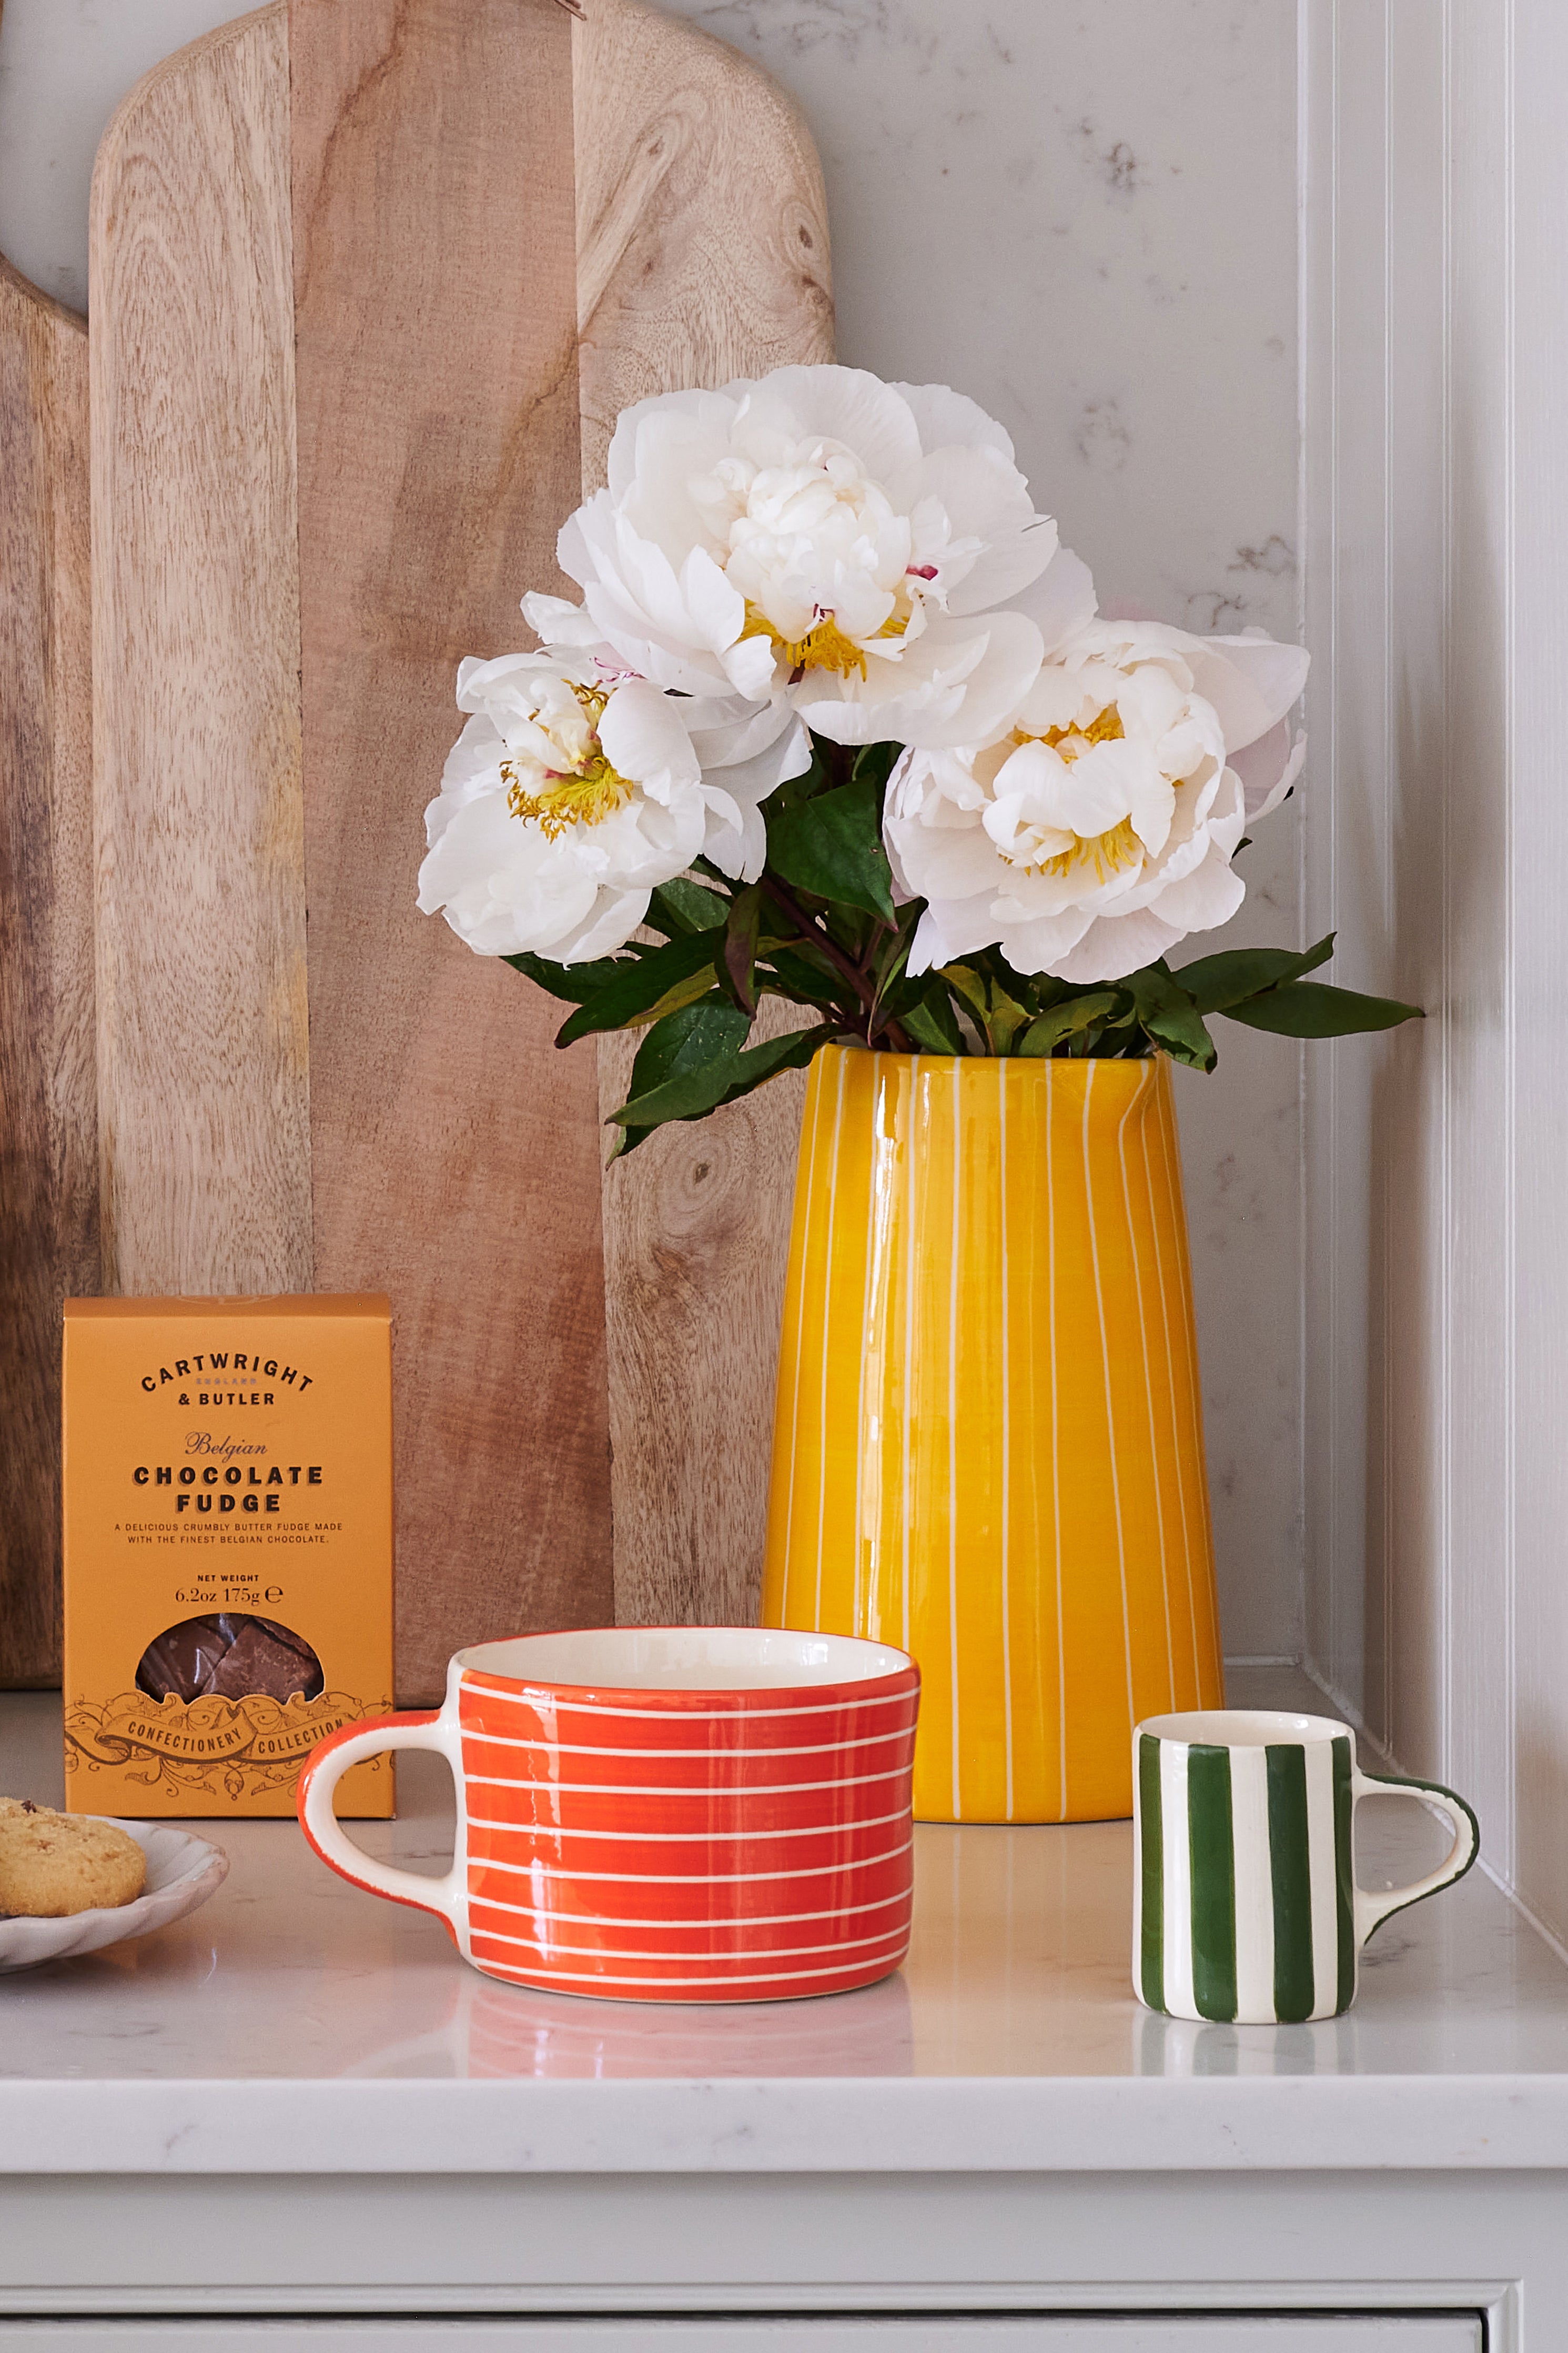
[1302,0,1568,1947]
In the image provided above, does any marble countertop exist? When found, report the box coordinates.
[4,1677,1567,2179]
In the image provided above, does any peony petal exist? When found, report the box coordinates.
[434,714,507,820]
[623,406,741,564]
[886,806,1014,904]
[793,610,1045,750]
[891,379,1019,466]
[732,365,925,501]
[1044,907,1186,984]
[698,722,812,816]
[686,697,802,771]
[1008,547,1100,659]
[912,445,1057,615]
[679,544,748,655]
[700,786,766,883]
[1231,722,1306,821]
[1135,838,1246,936]
[595,681,700,797]
[606,386,740,505]
[1180,632,1310,753]
[556,887,656,965]
[520,594,610,657]
[418,792,603,957]
[984,903,1096,976]
[907,891,1037,976]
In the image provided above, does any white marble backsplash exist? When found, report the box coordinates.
[622,0,1307,1663]
[0,0,1304,1659]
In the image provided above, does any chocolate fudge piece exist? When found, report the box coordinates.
[135,1613,323,1705]
[256,1617,318,1663]
[204,1618,322,1703]
[135,1614,231,1703]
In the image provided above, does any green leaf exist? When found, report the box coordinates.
[984,980,1032,1055]
[760,944,854,1014]
[1171,933,1336,1015]
[1017,992,1122,1057]
[866,900,922,1039]
[851,740,903,800]
[646,877,731,937]
[899,981,965,1055]
[504,950,625,1004]
[1220,980,1424,1039]
[1124,967,1216,1071]
[554,928,724,1047]
[612,1020,825,1132]
[767,778,896,923]
[625,994,750,1094]
[939,964,991,1025]
[610,996,753,1158]
[719,885,765,1017]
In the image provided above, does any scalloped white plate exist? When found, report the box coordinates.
[0,1817,228,1973]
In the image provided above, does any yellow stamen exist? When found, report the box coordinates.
[741,602,874,681]
[1013,703,1126,756]
[1026,813,1141,883]
[1003,704,1137,879]
[503,683,633,839]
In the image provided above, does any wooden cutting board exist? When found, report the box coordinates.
[90,0,832,1700]
[574,0,831,1632]
[0,245,95,1688]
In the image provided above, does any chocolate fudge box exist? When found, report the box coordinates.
[62,1295,394,1818]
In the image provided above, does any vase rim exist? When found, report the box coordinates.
[814,1041,1164,1071]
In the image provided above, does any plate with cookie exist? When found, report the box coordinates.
[0,1799,228,1972]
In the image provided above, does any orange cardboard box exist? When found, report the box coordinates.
[62,1295,394,1818]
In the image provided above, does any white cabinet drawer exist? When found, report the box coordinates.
[0,2319,1483,2350]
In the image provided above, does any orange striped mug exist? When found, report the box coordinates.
[298,1627,920,2004]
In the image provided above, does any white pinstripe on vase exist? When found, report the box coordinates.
[1138,1081,1203,1693]
[1117,1066,1178,1713]
[998,1059,1014,1819]
[947,1058,963,1818]
[813,1052,849,1633]
[1083,1061,1136,1742]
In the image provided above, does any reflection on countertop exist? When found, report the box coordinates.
[3,1680,1565,2102]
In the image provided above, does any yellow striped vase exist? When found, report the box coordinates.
[760,1045,1224,1823]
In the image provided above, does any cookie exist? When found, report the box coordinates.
[0,1811,146,1918]
[0,1796,38,1821]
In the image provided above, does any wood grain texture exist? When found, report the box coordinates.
[90,6,311,1300]
[597,1002,813,1628]
[574,0,833,1628]
[290,0,613,1703]
[573,0,834,490]
[0,257,94,1685]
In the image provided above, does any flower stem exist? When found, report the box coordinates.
[757,873,913,1053]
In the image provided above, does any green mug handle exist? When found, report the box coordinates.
[1353,1767,1480,1944]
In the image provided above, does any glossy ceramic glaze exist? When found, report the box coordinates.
[1134,1707,1481,2024]
[297,1626,920,2004]
[761,1046,1223,1824]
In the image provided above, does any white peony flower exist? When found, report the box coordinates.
[522,366,1059,752]
[417,650,807,963]
[885,619,1310,984]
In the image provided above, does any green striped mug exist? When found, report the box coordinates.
[1133,1710,1479,2024]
